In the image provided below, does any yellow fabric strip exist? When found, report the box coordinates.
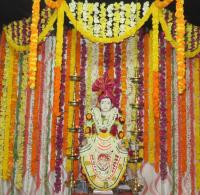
[194,58,200,190]
[148,31,155,164]
[66,29,77,172]
[2,47,14,179]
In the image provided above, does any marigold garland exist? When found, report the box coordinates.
[98,44,104,77]
[28,0,41,89]
[108,44,114,79]
[66,29,76,172]
[155,0,174,9]
[7,52,19,179]
[45,0,63,9]
[14,53,28,189]
[176,0,186,94]
[31,44,43,176]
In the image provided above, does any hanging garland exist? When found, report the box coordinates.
[45,0,63,9]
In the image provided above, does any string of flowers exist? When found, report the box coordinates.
[113,2,120,37]
[93,3,100,36]
[63,30,71,155]
[120,40,127,133]
[107,4,114,37]
[143,33,149,162]
[54,35,66,192]
[100,3,106,38]
[74,32,81,181]
[189,60,195,194]
[0,32,6,105]
[119,2,125,35]
[8,52,19,179]
[114,43,121,108]
[79,38,87,143]
[108,44,114,79]
[166,42,172,167]
[98,44,104,77]
[14,53,28,189]
[159,32,167,180]
[194,59,200,190]
[28,0,41,89]
[2,47,14,180]
[104,44,110,77]
[148,31,155,164]
[137,29,145,156]
[66,29,76,172]
[0,46,10,178]
[45,0,63,9]
[31,44,43,176]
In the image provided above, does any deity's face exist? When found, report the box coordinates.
[100,98,112,112]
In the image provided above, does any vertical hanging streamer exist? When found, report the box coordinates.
[8,52,19,179]
[143,33,149,162]
[63,30,72,155]
[159,32,167,179]
[79,38,87,143]
[104,44,110,76]
[148,31,155,164]
[121,40,127,133]
[54,33,66,193]
[73,32,81,181]
[108,43,114,79]
[50,3,64,170]
[189,60,195,195]
[14,52,28,189]
[31,45,43,176]
[86,41,93,112]
[114,43,121,108]
[2,47,14,179]
[194,58,200,190]
[66,29,76,172]
[98,44,104,77]
[0,32,6,104]
[166,42,172,168]
[28,0,41,88]
[152,4,159,171]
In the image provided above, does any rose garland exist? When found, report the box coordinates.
[54,35,66,192]
[143,33,149,162]
[166,42,172,167]
[0,32,6,107]
[28,0,41,89]
[159,32,167,180]
[104,44,110,77]
[114,43,121,108]
[63,30,72,153]
[79,38,87,143]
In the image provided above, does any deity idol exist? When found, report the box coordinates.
[80,76,128,191]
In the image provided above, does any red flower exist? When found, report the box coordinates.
[110,125,118,136]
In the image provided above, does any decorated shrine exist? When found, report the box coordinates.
[0,0,200,194]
